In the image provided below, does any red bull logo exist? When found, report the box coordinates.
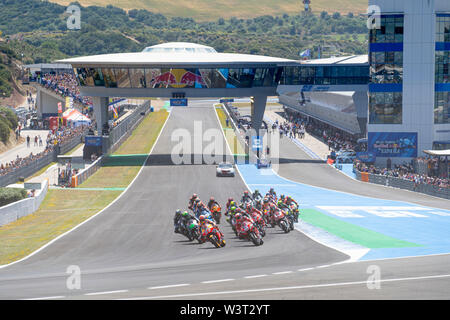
[153,69,205,88]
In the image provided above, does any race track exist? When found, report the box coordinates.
[0,100,449,300]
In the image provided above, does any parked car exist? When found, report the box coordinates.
[216,162,235,177]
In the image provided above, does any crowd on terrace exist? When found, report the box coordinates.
[39,73,92,107]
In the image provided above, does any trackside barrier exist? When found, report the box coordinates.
[0,129,89,188]
[0,179,49,226]
[71,102,150,187]
[354,171,450,200]
[73,156,105,187]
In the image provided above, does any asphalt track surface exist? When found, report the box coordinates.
[0,100,449,300]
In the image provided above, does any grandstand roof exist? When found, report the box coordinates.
[57,42,296,67]
[301,55,368,65]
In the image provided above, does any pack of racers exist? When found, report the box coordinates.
[174,189,300,246]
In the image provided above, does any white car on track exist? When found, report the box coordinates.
[216,162,235,177]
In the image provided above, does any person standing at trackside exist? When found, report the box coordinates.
[225,118,229,127]
[26,135,30,148]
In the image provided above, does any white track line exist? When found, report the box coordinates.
[148,284,190,290]
[24,296,65,300]
[244,274,268,279]
[297,268,315,271]
[118,273,450,300]
[201,278,235,284]
[0,110,172,270]
[272,271,293,275]
[85,290,128,296]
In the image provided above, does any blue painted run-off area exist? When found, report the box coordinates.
[237,164,450,261]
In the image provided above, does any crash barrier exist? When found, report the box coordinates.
[71,102,151,187]
[105,102,151,154]
[0,179,49,226]
[0,129,89,188]
[71,156,105,187]
[354,169,449,200]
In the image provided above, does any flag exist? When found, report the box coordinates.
[300,49,311,59]
[112,107,118,119]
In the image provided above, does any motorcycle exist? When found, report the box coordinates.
[210,204,222,224]
[201,223,226,248]
[240,220,264,246]
[289,203,300,223]
[248,210,266,237]
[187,218,202,243]
[271,208,290,233]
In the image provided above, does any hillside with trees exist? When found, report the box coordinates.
[0,0,368,64]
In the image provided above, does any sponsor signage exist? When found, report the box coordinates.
[356,151,377,163]
[368,132,417,158]
[251,136,263,151]
[220,98,234,104]
[170,98,188,107]
[85,136,103,147]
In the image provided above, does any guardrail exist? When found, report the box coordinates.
[106,102,150,154]
[0,129,89,188]
[354,169,450,200]
[71,156,105,187]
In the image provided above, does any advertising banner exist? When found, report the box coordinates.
[368,132,418,158]
[356,151,377,163]
[251,136,263,151]
[170,98,188,107]
[85,136,103,147]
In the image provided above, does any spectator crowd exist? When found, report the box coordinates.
[39,73,92,107]
[0,125,92,177]
[354,158,449,189]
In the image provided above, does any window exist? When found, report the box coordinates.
[114,68,131,88]
[129,69,146,88]
[101,68,117,88]
[435,91,450,124]
[369,92,402,124]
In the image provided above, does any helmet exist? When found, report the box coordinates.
[210,196,215,201]
[246,203,252,210]
[228,197,233,202]
[235,213,242,220]
[182,211,188,217]
[230,206,236,212]
[263,198,269,203]
[199,215,206,222]
[192,193,197,198]
[176,209,182,215]
[269,188,274,193]
[195,199,201,203]
[280,194,285,199]
[244,190,249,195]
[230,201,236,206]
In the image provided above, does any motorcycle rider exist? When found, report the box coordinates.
[234,213,255,239]
[198,214,224,243]
[241,190,252,205]
[285,195,299,207]
[252,189,262,201]
[225,198,235,212]
[188,193,199,210]
[268,187,277,200]
[173,209,183,233]
[207,196,220,211]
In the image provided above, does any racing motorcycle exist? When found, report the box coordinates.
[289,203,300,223]
[248,210,267,237]
[187,218,202,243]
[210,204,222,224]
[201,223,226,248]
[271,208,290,233]
[240,220,264,246]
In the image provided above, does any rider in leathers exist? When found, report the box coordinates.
[198,215,224,243]
[207,197,220,211]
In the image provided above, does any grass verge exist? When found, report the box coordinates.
[0,109,168,265]
[215,106,246,156]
